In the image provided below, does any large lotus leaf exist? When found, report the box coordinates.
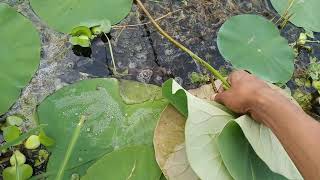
[234,115,302,180]
[271,0,320,32]
[0,3,40,115]
[154,105,199,180]
[30,0,133,33]
[37,78,167,179]
[162,79,234,180]
[217,14,294,84]
[82,145,162,180]
[217,121,287,180]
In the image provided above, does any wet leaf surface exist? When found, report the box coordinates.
[37,78,167,179]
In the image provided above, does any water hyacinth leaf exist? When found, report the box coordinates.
[2,164,33,180]
[82,146,162,180]
[217,121,287,180]
[37,78,167,179]
[6,116,23,126]
[0,125,44,151]
[30,0,133,33]
[234,115,302,179]
[0,3,40,115]
[270,0,320,32]
[3,126,21,142]
[70,26,92,38]
[217,14,294,83]
[162,79,234,180]
[153,105,199,180]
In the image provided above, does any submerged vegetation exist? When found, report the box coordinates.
[0,0,320,179]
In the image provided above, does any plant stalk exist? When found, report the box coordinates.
[135,0,230,89]
[55,115,86,180]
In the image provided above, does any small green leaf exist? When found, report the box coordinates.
[162,79,188,117]
[82,146,162,180]
[25,135,40,150]
[2,164,33,180]
[3,126,21,142]
[10,150,26,166]
[6,116,23,126]
[70,26,92,37]
[0,125,44,151]
[69,35,91,47]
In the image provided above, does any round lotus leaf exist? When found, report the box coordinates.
[0,3,40,115]
[30,0,133,33]
[217,15,294,84]
[271,0,320,32]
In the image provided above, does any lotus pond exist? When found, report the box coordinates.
[0,0,320,179]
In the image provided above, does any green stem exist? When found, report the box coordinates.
[135,0,230,89]
[55,115,86,180]
[104,33,118,74]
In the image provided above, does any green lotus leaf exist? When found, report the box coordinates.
[30,0,133,33]
[0,3,40,115]
[235,115,301,179]
[82,146,162,180]
[271,0,320,32]
[37,78,167,179]
[217,121,287,180]
[217,14,294,84]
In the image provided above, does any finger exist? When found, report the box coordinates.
[229,70,249,85]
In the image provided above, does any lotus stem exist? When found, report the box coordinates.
[135,0,230,89]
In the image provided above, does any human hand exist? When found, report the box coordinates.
[214,70,271,115]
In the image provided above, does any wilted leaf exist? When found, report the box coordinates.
[217,121,287,180]
[0,3,40,115]
[217,14,294,84]
[154,105,199,180]
[271,0,320,32]
[30,0,133,33]
[37,78,167,179]
[162,79,234,180]
[82,146,162,180]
